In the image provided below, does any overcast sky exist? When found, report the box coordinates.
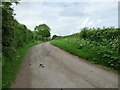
[13,0,118,36]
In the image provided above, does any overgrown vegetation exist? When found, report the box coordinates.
[51,27,120,71]
[2,2,41,64]
[2,2,48,88]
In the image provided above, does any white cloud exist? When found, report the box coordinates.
[13,1,118,36]
[20,0,119,2]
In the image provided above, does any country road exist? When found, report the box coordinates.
[11,42,118,88]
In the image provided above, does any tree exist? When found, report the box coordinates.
[34,24,51,38]
[52,35,59,40]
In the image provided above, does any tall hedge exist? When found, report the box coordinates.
[2,2,40,64]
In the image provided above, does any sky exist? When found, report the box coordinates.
[13,0,119,36]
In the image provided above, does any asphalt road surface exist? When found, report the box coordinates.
[11,42,118,88]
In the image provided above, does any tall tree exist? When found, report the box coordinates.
[34,24,51,38]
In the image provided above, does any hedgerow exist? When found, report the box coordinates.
[51,27,120,71]
[2,2,41,64]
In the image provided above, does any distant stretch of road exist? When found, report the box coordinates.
[11,42,118,88]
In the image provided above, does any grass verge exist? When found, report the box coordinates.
[50,40,119,72]
[0,53,2,90]
[2,41,43,88]
[51,40,93,61]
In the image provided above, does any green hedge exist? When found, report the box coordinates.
[51,27,120,71]
[2,2,41,63]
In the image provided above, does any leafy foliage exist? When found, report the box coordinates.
[52,35,62,40]
[2,2,41,61]
[51,27,120,71]
[34,24,51,38]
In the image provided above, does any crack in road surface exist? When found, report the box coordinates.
[11,42,118,88]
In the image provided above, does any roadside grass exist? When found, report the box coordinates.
[0,53,2,90]
[51,37,119,72]
[2,41,43,88]
[51,39,94,62]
